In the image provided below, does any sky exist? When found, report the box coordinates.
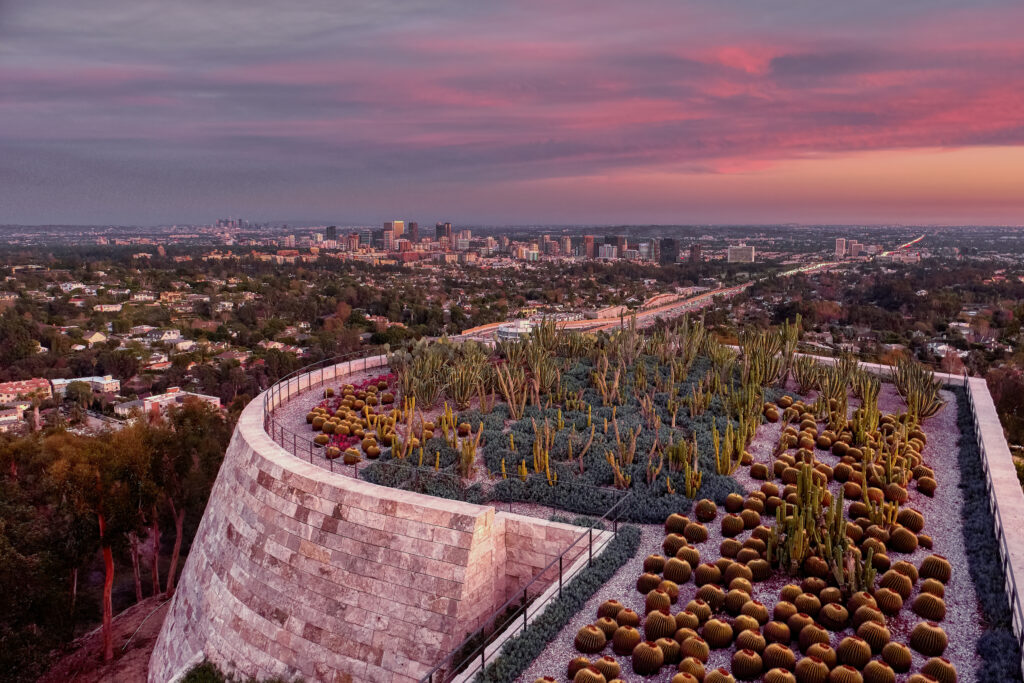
[2,0,1024,226]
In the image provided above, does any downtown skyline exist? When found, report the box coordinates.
[3,0,1024,226]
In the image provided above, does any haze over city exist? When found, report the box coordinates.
[3,0,1024,226]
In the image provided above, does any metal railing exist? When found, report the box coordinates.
[419,491,633,683]
[962,373,1024,665]
[261,349,389,476]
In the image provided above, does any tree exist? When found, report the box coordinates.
[64,381,93,410]
[47,430,148,662]
[149,399,231,598]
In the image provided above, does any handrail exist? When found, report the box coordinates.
[962,372,1024,664]
[419,490,633,683]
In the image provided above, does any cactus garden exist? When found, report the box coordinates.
[276,317,1020,682]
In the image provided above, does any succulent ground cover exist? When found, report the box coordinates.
[278,318,1020,681]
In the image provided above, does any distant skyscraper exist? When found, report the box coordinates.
[835,238,846,259]
[561,236,573,255]
[347,233,360,251]
[382,229,394,251]
[659,238,680,266]
[727,245,755,263]
[689,244,702,263]
[325,225,337,242]
[598,244,618,259]
[408,221,419,242]
[390,220,404,238]
[435,221,453,244]
[616,235,628,255]
[584,235,596,258]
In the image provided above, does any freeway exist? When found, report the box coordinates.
[457,259,841,341]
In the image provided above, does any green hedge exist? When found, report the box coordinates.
[473,525,642,683]
[181,660,301,683]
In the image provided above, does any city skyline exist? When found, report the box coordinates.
[4,1,1024,225]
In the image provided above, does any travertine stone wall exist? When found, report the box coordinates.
[149,382,587,683]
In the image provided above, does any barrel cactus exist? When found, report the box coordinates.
[873,588,903,616]
[805,643,836,669]
[637,572,662,594]
[852,606,885,629]
[861,661,895,683]
[644,553,667,573]
[675,609,700,630]
[763,642,796,671]
[731,649,763,681]
[921,577,945,598]
[680,636,710,662]
[798,623,830,654]
[696,585,726,611]
[595,617,618,639]
[887,526,918,554]
[694,563,722,587]
[793,593,821,618]
[735,628,766,654]
[919,554,952,583]
[921,656,957,683]
[763,621,791,644]
[722,514,745,537]
[828,665,864,683]
[678,656,706,679]
[685,599,712,623]
[672,673,700,683]
[912,592,947,621]
[741,600,769,625]
[656,636,681,664]
[694,498,717,522]
[917,476,937,496]
[765,669,798,683]
[572,666,606,683]
[794,656,830,683]
[780,585,802,602]
[880,642,912,672]
[575,625,607,653]
[608,606,636,628]
[701,618,734,649]
[910,621,948,656]
[645,608,677,641]
[631,640,665,675]
[664,558,692,584]
[774,601,799,622]
[705,668,736,683]
[684,522,710,544]
[664,533,688,557]
[568,656,592,679]
[836,636,872,669]
[818,603,848,631]
[677,544,701,566]
[666,513,690,534]
[879,570,913,600]
[612,625,641,655]
[725,589,751,615]
[645,589,672,615]
[856,620,890,653]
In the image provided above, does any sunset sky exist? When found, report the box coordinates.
[3,0,1024,225]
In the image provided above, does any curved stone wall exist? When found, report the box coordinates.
[149,366,588,682]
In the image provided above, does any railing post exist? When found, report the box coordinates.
[558,556,563,596]
[523,588,528,628]
[588,527,593,566]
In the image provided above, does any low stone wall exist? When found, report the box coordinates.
[149,359,590,683]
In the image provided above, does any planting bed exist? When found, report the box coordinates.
[272,328,1021,682]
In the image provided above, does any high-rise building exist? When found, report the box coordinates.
[561,236,573,255]
[659,238,680,266]
[435,222,453,244]
[325,225,338,242]
[390,220,404,239]
[347,233,360,251]
[584,235,596,258]
[616,235,628,255]
[689,244,702,263]
[598,244,617,259]
[408,221,419,243]
[727,245,755,263]
[382,230,394,251]
[835,238,846,259]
